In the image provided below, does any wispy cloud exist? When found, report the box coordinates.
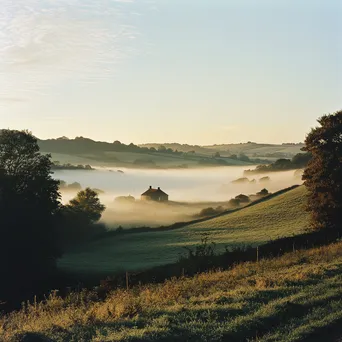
[0,97,28,103]
[0,0,143,103]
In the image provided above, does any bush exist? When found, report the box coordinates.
[257,188,269,197]
[115,195,135,203]
[235,194,250,203]
[67,182,82,190]
[232,177,250,184]
[197,207,224,218]
[228,198,241,207]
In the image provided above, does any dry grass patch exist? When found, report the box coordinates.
[2,241,342,341]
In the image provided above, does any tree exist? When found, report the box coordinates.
[69,188,106,223]
[302,110,342,231]
[158,145,167,152]
[228,198,240,207]
[0,130,61,302]
[291,152,312,167]
[272,158,292,169]
[67,182,82,191]
[238,153,250,162]
[59,188,106,249]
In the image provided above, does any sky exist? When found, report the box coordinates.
[1,0,341,145]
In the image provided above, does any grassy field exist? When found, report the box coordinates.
[4,241,342,341]
[59,186,309,277]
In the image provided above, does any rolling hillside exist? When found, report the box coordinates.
[5,241,342,341]
[59,186,309,277]
[38,138,253,168]
[141,142,305,159]
[204,143,305,158]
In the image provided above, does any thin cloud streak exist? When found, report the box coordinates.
[0,0,143,102]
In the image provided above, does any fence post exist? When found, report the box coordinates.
[256,246,259,263]
[126,272,129,291]
[293,242,295,253]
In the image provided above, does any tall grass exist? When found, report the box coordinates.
[3,241,342,341]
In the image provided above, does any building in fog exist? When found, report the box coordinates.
[141,186,169,202]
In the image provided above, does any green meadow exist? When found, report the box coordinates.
[59,186,309,277]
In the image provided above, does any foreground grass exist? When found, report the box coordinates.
[3,241,342,341]
[59,186,309,277]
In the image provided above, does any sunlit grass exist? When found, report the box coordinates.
[3,241,342,341]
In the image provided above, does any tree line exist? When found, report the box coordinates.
[244,152,312,174]
[38,137,185,156]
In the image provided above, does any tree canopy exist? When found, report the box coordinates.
[69,188,106,223]
[0,130,61,304]
[303,110,342,231]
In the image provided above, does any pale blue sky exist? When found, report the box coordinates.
[1,0,341,144]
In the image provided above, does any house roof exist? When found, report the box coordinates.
[141,187,168,196]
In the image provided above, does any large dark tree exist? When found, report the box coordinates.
[0,130,61,304]
[302,110,342,231]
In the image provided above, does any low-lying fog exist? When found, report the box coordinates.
[54,167,303,229]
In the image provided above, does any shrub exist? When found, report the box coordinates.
[235,194,250,203]
[257,188,269,197]
[232,177,250,184]
[197,207,224,218]
[228,198,241,207]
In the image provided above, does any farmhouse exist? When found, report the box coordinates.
[141,186,169,202]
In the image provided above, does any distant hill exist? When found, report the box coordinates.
[139,143,215,155]
[38,137,253,168]
[140,142,305,159]
[36,136,304,168]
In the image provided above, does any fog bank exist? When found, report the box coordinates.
[56,167,303,228]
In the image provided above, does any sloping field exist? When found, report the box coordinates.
[5,241,342,341]
[186,185,308,238]
[59,186,309,277]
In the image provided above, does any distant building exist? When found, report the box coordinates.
[141,186,169,202]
